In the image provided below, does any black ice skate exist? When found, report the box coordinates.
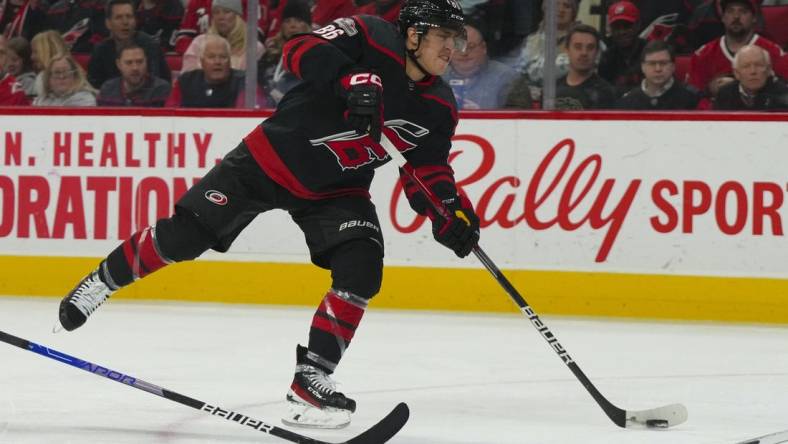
[58,269,114,331]
[283,345,356,429]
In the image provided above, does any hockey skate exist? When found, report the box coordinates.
[282,345,356,429]
[58,269,114,331]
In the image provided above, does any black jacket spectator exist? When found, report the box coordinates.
[97,75,171,107]
[136,0,184,52]
[555,74,616,110]
[46,0,107,52]
[166,69,245,108]
[88,31,170,88]
[599,37,647,97]
[714,76,788,110]
[616,79,700,109]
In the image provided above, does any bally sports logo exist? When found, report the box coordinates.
[390,136,787,263]
[204,190,228,206]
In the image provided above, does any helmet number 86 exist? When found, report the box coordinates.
[314,24,345,40]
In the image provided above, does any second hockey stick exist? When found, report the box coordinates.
[380,131,687,429]
[0,330,409,444]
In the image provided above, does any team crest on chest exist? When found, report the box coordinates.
[309,120,429,170]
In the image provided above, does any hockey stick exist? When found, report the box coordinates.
[737,430,788,444]
[0,330,408,444]
[380,132,687,429]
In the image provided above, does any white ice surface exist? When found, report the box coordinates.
[1,296,787,444]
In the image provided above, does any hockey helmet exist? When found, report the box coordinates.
[398,0,467,47]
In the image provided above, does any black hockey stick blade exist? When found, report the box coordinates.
[736,429,788,444]
[0,330,408,444]
[343,402,409,444]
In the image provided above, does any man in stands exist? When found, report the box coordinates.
[46,0,107,53]
[88,0,171,89]
[617,40,699,109]
[687,0,787,98]
[97,41,171,107]
[166,34,261,107]
[135,0,185,52]
[714,44,788,110]
[598,1,648,98]
[554,24,616,110]
[0,35,30,105]
[443,21,517,109]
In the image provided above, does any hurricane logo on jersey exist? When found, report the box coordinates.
[205,190,228,206]
[309,120,429,171]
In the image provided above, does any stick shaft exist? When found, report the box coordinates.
[0,330,322,443]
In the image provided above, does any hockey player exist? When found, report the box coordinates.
[58,0,479,429]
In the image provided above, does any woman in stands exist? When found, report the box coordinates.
[33,54,97,106]
[30,30,68,97]
[180,0,265,73]
[5,37,36,98]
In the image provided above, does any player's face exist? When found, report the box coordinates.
[212,7,238,36]
[117,47,147,87]
[641,49,674,87]
[106,4,136,42]
[734,48,770,92]
[722,4,755,37]
[566,31,598,74]
[414,27,462,76]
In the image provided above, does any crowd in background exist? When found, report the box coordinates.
[0,0,786,111]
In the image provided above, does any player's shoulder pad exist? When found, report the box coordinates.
[352,14,405,56]
[420,76,459,122]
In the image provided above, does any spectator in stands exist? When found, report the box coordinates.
[616,40,699,109]
[173,0,269,55]
[181,0,265,72]
[0,0,49,42]
[714,44,788,109]
[88,0,171,89]
[503,0,580,103]
[46,0,107,53]
[258,0,310,105]
[30,30,68,96]
[313,0,355,27]
[688,0,787,97]
[5,36,35,97]
[443,21,518,109]
[356,0,403,24]
[136,0,185,52]
[33,53,97,106]
[554,24,616,109]
[167,34,264,107]
[599,1,647,98]
[97,42,171,107]
[0,35,29,105]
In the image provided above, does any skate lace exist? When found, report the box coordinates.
[70,274,111,317]
[301,366,337,395]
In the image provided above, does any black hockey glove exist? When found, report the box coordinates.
[428,194,480,258]
[337,69,384,142]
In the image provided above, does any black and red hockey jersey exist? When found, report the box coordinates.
[243,14,460,215]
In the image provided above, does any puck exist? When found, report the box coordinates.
[646,419,669,428]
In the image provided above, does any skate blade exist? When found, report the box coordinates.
[52,320,64,334]
[282,399,351,429]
